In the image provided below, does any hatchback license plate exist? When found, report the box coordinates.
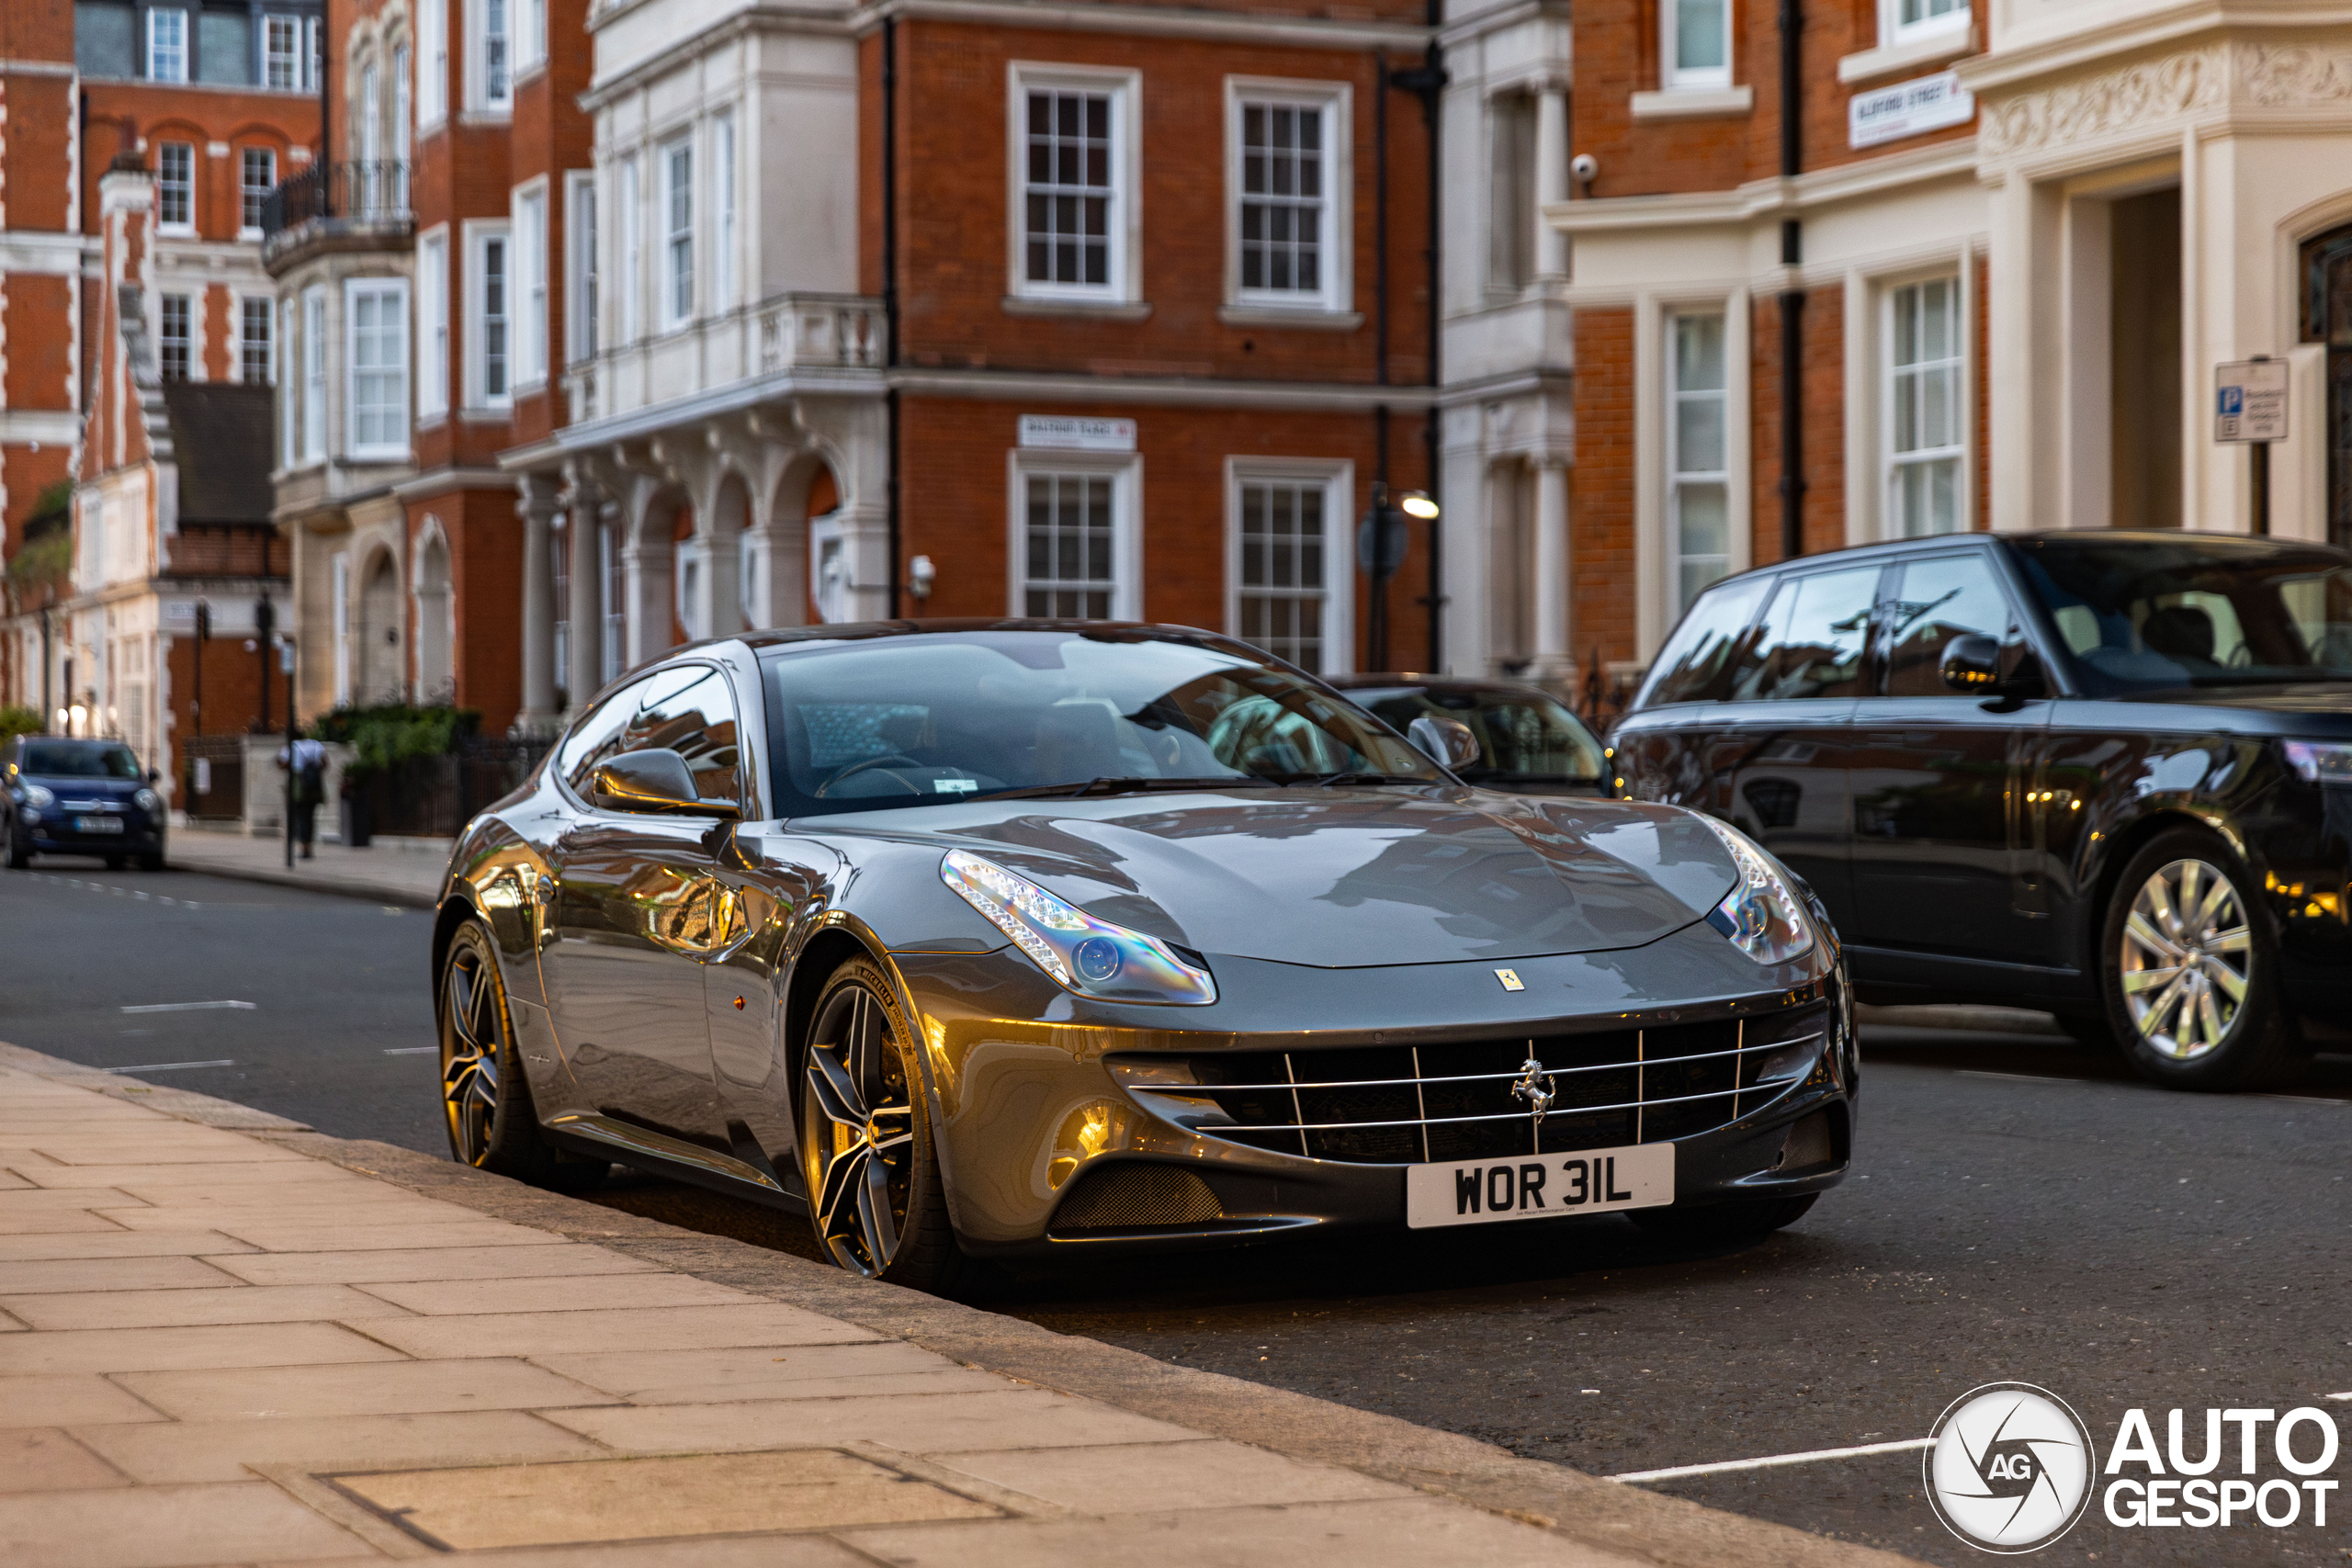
[1405,1142,1674,1229]
[73,817,124,835]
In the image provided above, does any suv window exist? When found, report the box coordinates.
[1634,575,1772,707]
[1728,565,1880,701]
[1883,552,2019,696]
[556,664,744,810]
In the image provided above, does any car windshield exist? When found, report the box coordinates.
[2014,536,2352,693]
[1342,684,1606,784]
[757,628,1442,818]
[18,742,141,779]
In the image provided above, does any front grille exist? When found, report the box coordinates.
[1052,1164,1225,1230]
[1119,1002,1830,1166]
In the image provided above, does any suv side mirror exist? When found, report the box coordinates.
[591,747,739,818]
[1939,636,2004,693]
[1408,715,1483,771]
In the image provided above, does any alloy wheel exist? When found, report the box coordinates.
[803,984,915,1276]
[2119,857,2252,1061]
[442,943,504,1165]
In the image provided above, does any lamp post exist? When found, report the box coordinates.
[1356,484,1440,674]
[254,593,274,733]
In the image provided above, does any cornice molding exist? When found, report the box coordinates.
[1973,38,2352,155]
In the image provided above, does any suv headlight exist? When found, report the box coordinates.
[941,849,1217,1006]
[21,784,53,809]
[132,788,161,813]
[2281,739,2352,784]
[1695,816,1815,966]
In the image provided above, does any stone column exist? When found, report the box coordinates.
[623,543,676,668]
[515,473,560,737]
[1534,84,1571,285]
[1530,455,1574,690]
[562,466,605,705]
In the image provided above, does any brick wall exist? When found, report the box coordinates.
[1749,284,1847,564]
[1570,308,1636,671]
[410,487,526,734]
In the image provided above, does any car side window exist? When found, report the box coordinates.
[1883,554,2019,697]
[1727,565,1881,701]
[618,669,743,809]
[1635,576,1774,706]
[557,680,651,799]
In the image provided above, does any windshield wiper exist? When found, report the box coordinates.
[979,776,1269,801]
[1302,772,1435,788]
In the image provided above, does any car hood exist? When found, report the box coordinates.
[20,774,140,796]
[824,787,1741,967]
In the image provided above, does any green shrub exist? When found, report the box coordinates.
[312,704,481,784]
[0,705,43,744]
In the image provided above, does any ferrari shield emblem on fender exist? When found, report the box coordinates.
[1494,968,1524,991]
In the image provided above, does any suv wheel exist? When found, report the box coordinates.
[2099,828,2295,1090]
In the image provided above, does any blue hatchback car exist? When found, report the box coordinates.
[3,736,166,870]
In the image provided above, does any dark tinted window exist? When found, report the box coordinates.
[557,665,744,809]
[19,742,141,778]
[1347,684,1605,784]
[757,629,1439,818]
[1883,552,2019,696]
[1728,565,1880,701]
[1634,575,1772,707]
[2016,537,2352,692]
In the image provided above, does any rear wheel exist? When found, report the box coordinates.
[439,920,606,1191]
[797,957,975,1293]
[6,825,28,869]
[1629,1193,1816,1243]
[2099,828,2294,1090]
[137,852,165,872]
[103,854,126,870]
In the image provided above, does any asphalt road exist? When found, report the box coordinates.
[5,860,2348,1566]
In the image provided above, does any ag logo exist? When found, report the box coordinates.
[1925,1382,2095,1553]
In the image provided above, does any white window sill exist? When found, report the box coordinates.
[1837,24,1973,84]
[1001,295,1152,321]
[347,446,412,464]
[1218,303,1364,332]
[1630,86,1754,119]
[415,411,449,430]
[458,108,514,127]
[460,404,513,422]
[237,226,261,242]
[156,223,198,239]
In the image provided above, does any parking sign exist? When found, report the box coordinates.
[2214,359,2288,442]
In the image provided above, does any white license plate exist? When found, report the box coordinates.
[1405,1142,1675,1229]
[73,817,124,834]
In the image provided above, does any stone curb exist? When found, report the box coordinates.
[153,852,441,909]
[0,1037,1924,1568]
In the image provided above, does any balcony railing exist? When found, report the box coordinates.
[260,161,412,249]
[562,293,884,426]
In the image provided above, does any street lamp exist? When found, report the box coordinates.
[1357,483,1414,673]
[254,592,274,733]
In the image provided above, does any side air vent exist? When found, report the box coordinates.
[1052,1164,1224,1231]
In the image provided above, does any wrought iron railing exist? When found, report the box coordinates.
[260,161,412,240]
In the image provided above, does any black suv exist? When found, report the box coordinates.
[1611,530,2352,1089]
[4,736,167,871]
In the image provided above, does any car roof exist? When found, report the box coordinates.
[735,617,1243,655]
[1707,528,2352,588]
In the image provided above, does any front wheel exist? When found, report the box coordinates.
[2099,829,2294,1090]
[439,920,605,1190]
[6,826,28,869]
[797,957,975,1293]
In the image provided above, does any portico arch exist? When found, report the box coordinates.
[355,543,403,705]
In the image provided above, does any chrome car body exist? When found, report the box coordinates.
[433,623,1855,1276]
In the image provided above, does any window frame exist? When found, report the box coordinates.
[261,13,300,89]
[300,284,327,463]
[1882,0,1969,49]
[157,292,192,381]
[1225,77,1352,318]
[279,297,299,468]
[147,7,188,82]
[469,0,510,112]
[618,154,641,344]
[418,0,447,126]
[1666,308,1733,618]
[659,135,693,332]
[1882,273,1968,541]
[155,141,196,234]
[712,111,737,315]
[417,227,450,421]
[1225,457,1355,676]
[238,293,274,384]
[345,276,411,460]
[1663,0,1734,91]
[514,179,548,390]
[239,146,277,237]
[1004,446,1145,619]
[566,170,597,366]
[466,220,513,410]
[1004,62,1143,307]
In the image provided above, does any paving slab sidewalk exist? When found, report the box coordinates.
[160,832,449,909]
[0,1041,1924,1568]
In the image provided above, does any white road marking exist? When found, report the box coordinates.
[383,1047,438,1055]
[104,1060,236,1074]
[119,1000,256,1013]
[1611,1437,1934,1484]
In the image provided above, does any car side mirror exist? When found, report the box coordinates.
[1407,715,1482,771]
[591,747,739,818]
[1939,635,2004,694]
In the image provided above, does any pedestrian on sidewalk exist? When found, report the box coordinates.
[277,735,327,860]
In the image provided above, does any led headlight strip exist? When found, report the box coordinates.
[940,849,1218,1006]
[1694,815,1815,966]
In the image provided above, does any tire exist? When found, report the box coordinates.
[439,920,606,1192]
[103,854,126,871]
[1628,1192,1817,1243]
[2098,827,2295,1091]
[137,852,165,873]
[797,956,978,1294]
[6,826,28,870]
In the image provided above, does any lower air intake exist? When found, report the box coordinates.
[1052,1164,1224,1230]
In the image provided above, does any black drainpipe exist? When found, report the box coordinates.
[882,17,902,618]
[1387,31,1448,670]
[1777,0,1804,562]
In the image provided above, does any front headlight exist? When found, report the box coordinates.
[1695,815,1815,966]
[2282,739,2352,784]
[133,788,161,813]
[21,784,54,809]
[940,849,1218,1006]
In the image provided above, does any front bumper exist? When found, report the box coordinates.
[22,818,162,855]
[893,919,1856,1257]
